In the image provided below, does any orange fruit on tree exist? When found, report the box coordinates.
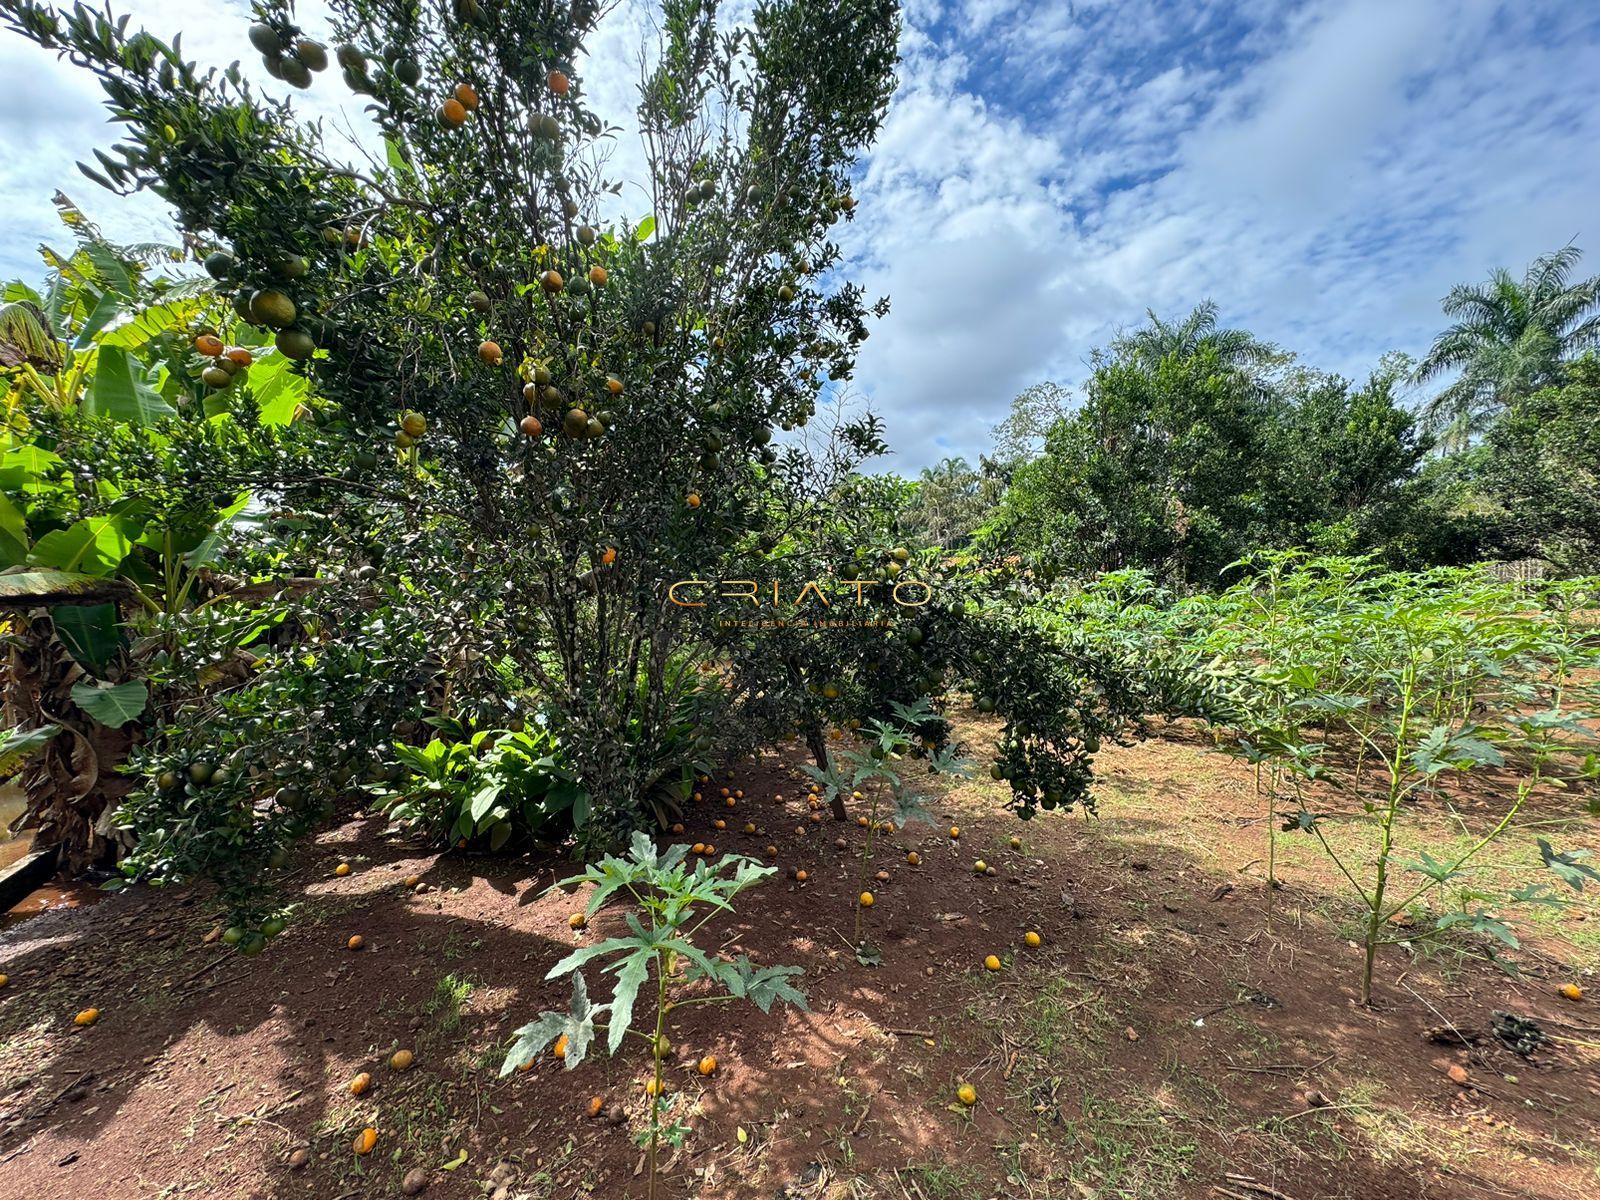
[389,1049,414,1071]
[347,935,365,951]
[588,265,607,287]
[541,269,564,292]
[686,493,701,508]
[983,954,1001,971]
[224,346,253,366]
[74,1007,100,1027]
[348,1071,371,1096]
[696,1055,717,1076]
[520,414,544,437]
[601,546,617,565]
[454,82,480,109]
[569,912,587,929]
[194,333,224,356]
[353,1127,378,1155]
[440,97,468,126]
[478,339,503,365]
[605,374,623,394]
[548,69,570,95]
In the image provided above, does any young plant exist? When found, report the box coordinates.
[801,698,966,963]
[499,833,806,1198]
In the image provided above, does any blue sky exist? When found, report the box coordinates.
[4,0,1599,471]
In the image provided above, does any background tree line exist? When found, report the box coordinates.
[904,248,1600,586]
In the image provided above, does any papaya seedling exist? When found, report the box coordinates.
[500,833,806,1198]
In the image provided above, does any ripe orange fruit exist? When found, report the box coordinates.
[194,333,224,356]
[696,1055,717,1076]
[859,891,874,907]
[606,374,623,394]
[1009,836,1022,850]
[720,787,731,798]
[735,789,744,799]
[692,791,703,803]
[692,842,706,855]
[774,793,784,803]
[589,265,607,287]
[586,1095,605,1117]
[949,826,961,839]
[765,845,778,858]
[569,912,587,929]
[348,1072,371,1096]
[548,69,570,95]
[554,1034,569,1059]
[1560,982,1584,1001]
[671,822,685,834]
[348,935,365,951]
[389,1049,414,1071]
[401,874,421,888]
[687,493,702,508]
[644,1077,664,1096]
[224,347,253,366]
[334,862,352,876]
[957,1083,977,1107]
[724,797,737,809]
[906,852,921,866]
[1024,931,1042,948]
[541,269,564,293]
[520,414,544,437]
[441,97,468,126]
[601,546,617,565]
[74,1007,100,1027]
[353,1127,378,1155]
[809,812,822,824]
[795,869,809,883]
[454,82,480,109]
[713,819,726,831]
[983,954,1001,971]
[743,822,756,835]
[973,860,988,874]
[703,843,716,854]
[478,340,503,365]
[0,973,9,988]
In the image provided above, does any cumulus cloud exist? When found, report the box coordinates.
[4,0,1598,471]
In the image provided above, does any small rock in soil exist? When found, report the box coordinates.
[287,1148,310,1170]
[401,1166,430,1195]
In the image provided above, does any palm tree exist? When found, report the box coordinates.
[1415,244,1600,450]
[1114,299,1275,373]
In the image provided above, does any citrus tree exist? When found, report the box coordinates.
[2,0,903,857]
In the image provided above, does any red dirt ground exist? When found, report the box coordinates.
[1,716,1597,1200]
